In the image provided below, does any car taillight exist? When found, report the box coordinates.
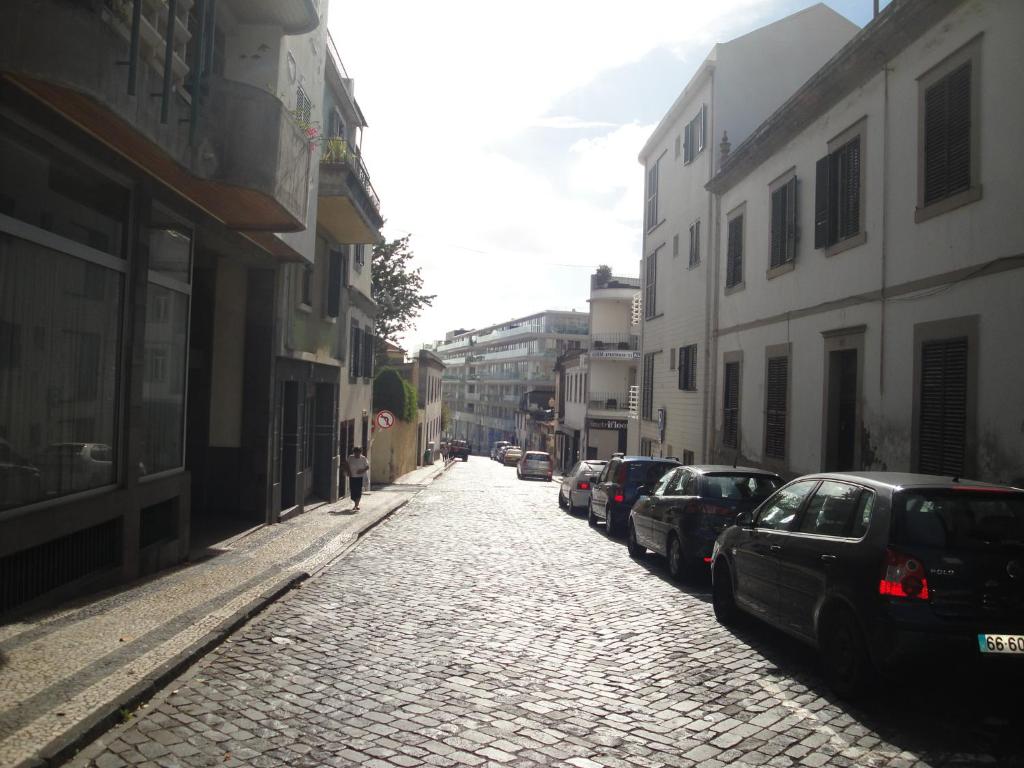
[879,548,930,600]
[613,494,624,503]
[577,481,590,490]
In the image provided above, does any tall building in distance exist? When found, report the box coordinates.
[438,311,589,452]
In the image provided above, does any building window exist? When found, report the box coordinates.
[683,105,706,164]
[726,213,744,289]
[641,352,655,420]
[688,219,701,267]
[295,85,313,125]
[682,449,695,465]
[326,249,343,318]
[917,337,967,475]
[644,251,657,318]
[815,134,862,249]
[678,344,697,391]
[765,355,788,459]
[919,45,978,215]
[354,244,366,268]
[645,159,660,231]
[770,176,798,268]
[640,437,655,457]
[672,233,679,258]
[669,348,676,370]
[722,360,740,449]
[362,330,374,379]
[300,264,313,307]
[350,320,361,379]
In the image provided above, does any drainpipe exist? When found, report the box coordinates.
[880,65,890,397]
[701,73,716,463]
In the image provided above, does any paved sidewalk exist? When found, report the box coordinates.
[0,460,454,768]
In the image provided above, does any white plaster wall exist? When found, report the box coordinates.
[588,360,632,396]
[588,429,620,461]
[590,296,632,336]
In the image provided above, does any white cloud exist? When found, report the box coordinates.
[326,0,804,348]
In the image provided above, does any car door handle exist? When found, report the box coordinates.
[819,554,837,563]
[769,544,782,552]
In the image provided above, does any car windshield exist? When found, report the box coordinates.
[894,489,1024,549]
[704,474,781,501]
[627,462,677,484]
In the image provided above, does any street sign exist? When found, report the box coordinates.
[374,410,396,430]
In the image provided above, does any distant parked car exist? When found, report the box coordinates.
[517,451,553,481]
[0,439,42,509]
[589,456,679,536]
[38,442,113,495]
[559,460,608,514]
[449,440,471,461]
[491,441,512,460]
[627,465,782,579]
[502,447,523,466]
[711,472,1024,698]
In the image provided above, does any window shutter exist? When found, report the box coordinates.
[726,216,743,287]
[838,139,860,240]
[688,345,697,391]
[363,331,374,378]
[946,62,972,197]
[327,249,342,318]
[814,155,830,249]
[683,122,692,163]
[722,361,739,449]
[350,322,360,378]
[786,176,798,261]
[765,356,788,459]
[770,187,784,267]
[699,105,707,152]
[918,337,967,475]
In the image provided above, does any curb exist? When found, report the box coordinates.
[24,573,308,768]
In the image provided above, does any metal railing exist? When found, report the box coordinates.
[321,136,381,215]
[590,333,639,350]
[587,392,632,411]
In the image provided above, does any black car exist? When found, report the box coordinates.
[449,440,471,461]
[711,472,1024,697]
[589,456,679,536]
[627,465,783,579]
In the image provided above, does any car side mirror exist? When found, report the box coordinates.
[735,510,753,528]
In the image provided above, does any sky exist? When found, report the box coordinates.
[327,1,882,351]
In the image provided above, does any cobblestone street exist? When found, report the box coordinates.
[73,459,1024,768]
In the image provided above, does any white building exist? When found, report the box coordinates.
[706,0,1024,484]
[438,311,589,452]
[634,4,859,460]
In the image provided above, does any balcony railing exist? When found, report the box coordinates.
[591,333,639,350]
[588,392,632,411]
[321,137,381,216]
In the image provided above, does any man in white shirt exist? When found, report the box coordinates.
[343,447,369,510]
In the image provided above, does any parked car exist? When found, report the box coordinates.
[628,465,783,579]
[711,472,1024,698]
[449,440,471,461]
[491,441,512,460]
[589,456,679,536]
[559,460,608,513]
[502,447,523,466]
[517,451,553,481]
[38,442,113,495]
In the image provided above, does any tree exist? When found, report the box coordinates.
[593,264,612,288]
[372,235,435,353]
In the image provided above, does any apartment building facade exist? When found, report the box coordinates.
[439,311,589,452]
[706,0,1024,484]
[635,4,859,461]
[0,0,383,616]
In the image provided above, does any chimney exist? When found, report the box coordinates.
[719,131,731,163]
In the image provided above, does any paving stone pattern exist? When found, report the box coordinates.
[71,460,1023,767]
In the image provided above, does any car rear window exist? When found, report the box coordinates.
[894,489,1024,549]
[703,473,780,501]
[627,462,677,484]
[524,453,549,461]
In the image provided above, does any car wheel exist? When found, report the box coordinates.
[626,522,645,559]
[558,490,568,509]
[667,534,685,581]
[587,502,598,528]
[821,610,873,699]
[712,561,742,627]
[606,511,620,538]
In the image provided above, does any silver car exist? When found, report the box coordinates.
[558,460,607,513]
[517,451,552,480]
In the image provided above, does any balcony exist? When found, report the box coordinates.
[318,137,383,244]
[220,0,320,35]
[591,333,639,350]
[587,392,632,414]
[1,0,311,240]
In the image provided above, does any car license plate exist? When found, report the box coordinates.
[978,633,1024,654]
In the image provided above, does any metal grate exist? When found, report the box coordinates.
[918,337,967,475]
[0,519,122,616]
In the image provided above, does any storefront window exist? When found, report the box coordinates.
[0,234,122,509]
[139,223,191,476]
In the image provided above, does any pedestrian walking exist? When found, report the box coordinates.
[343,447,369,510]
